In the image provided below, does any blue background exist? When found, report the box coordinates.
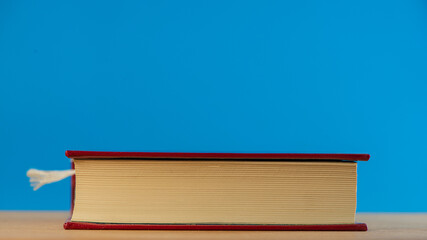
[1,0,426,212]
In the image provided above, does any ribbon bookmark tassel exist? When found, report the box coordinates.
[27,169,75,191]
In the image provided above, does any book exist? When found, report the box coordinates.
[63,151,369,231]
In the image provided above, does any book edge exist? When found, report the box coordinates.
[63,220,368,231]
[65,151,370,161]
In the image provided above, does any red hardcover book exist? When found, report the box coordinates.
[64,151,369,231]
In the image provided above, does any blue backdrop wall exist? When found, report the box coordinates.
[1,0,426,211]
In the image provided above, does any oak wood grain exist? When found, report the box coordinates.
[0,212,426,240]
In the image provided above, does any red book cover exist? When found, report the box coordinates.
[64,151,369,231]
[65,150,370,161]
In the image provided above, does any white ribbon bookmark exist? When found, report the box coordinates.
[27,169,75,191]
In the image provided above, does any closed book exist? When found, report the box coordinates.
[64,151,369,231]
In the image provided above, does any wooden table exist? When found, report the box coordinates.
[1,212,426,240]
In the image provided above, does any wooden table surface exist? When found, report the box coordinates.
[1,212,427,240]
